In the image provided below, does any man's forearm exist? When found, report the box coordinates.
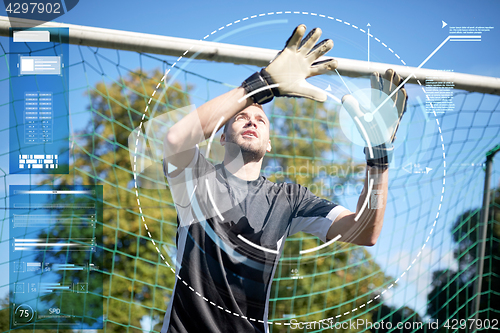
[165,87,251,155]
[327,166,388,246]
[196,87,252,140]
[353,166,389,245]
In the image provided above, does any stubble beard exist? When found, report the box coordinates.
[225,131,266,164]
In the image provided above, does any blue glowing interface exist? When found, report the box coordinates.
[9,28,70,174]
[9,185,103,330]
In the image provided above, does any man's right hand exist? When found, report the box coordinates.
[341,69,408,168]
[242,24,338,104]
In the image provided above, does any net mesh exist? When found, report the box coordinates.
[0,34,499,333]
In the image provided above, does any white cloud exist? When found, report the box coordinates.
[381,247,458,315]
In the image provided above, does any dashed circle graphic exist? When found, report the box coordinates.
[132,11,446,326]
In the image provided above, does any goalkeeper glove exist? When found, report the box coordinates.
[341,69,408,168]
[242,24,338,104]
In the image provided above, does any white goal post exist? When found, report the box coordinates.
[1,16,499,95]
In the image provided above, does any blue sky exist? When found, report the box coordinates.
[1,0,500,326]
[40,0,500,76]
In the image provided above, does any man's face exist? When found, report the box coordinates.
[221,105,271,163]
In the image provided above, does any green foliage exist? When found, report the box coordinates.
[369,301,426,333]
[266,97,365,192]
[33,68,185,332]
[0,292,67,333]
[427,188,500,332]
[262,98,395,332]
[4,68,411,333]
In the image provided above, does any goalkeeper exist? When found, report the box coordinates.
[161,24,407,333]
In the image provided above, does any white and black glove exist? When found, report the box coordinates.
[342,69,408,168]
[242,24,338,104]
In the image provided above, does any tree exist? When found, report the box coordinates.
[32,68,185,332]
[261,98,400,332]
[427,188,500,331]
[0,292,64,332]
[19,68,415,333]
[370,300,426,333]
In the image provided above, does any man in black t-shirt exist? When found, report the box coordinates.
[161,24,407,333]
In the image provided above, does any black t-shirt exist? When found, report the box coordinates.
[161,147,345,333]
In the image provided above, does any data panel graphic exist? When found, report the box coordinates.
[9,185,103,330]
[9,28,69,174]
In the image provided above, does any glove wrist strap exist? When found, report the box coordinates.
[259,69,281,97]
[241,70,275,105]
[364,143,393,169]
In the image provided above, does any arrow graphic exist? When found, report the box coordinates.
[402,162,413,174]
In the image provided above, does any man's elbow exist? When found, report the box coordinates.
[363,237,378,247]
[357,233,380,247]
[338,234,378,247]
[357,218,384,246]
[164,130,182,155]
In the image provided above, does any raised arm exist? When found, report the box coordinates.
[327,69,408,246]
[163,24,338,177]
[327,166,388,246]
[163,87,251,177]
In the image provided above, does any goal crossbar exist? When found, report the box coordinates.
[1,16,499,95]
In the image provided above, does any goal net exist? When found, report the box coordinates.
[0,20,499,333]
